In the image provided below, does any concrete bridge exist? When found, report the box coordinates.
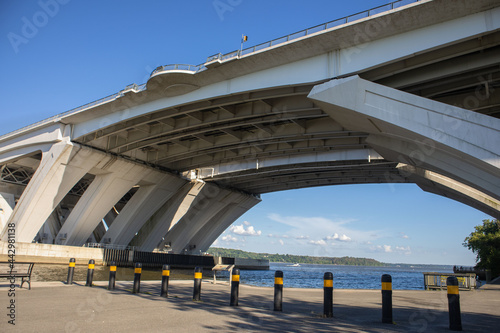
[1,0,499,254]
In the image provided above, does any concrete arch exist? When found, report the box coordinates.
[308,75,500,217]
[1,0,499,251]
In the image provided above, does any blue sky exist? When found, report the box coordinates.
[0,0,490,265]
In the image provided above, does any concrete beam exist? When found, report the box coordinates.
[0,192,14,232]
[102,172,188,246]
[130,182,198,251]
[193,149,383,179]
[1,143,104,242]
[163,184,249,254]
[0,124,63,164]
[308,76,500,212]
[189,194,261,253]
[56,159,150,246]
[398,164,500,219]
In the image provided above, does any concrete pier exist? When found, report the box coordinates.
[1,280,499,332]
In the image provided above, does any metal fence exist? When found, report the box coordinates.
[132,251,215,269]
[423,272,477,290]
[103,248,131,267]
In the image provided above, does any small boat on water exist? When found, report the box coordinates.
[289,263,300,267]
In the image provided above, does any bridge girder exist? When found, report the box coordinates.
[0,0,499,251]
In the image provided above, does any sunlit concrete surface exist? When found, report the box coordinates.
[1,280,499,332]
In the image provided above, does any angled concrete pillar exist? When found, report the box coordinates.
[102,172,188,246]
[309,75,500,215]
[1,143,105,242]
[0,192,14,232]
[35,210,63,244]
[92,221,107,243]
[103,209,119,228]
[132,181,204,251]
[188,194,261,253]
[163,184,249,254]
[56,160,149,246]
[398,164,500,219]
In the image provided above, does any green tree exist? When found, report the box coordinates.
[463,219,500,278]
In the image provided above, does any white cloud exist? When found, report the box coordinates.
[268,234,290,239]
[326,233,338,240]
[339,234,351,241]
[267,213,379,244]
[309,239,327,246]
[230,224,262,236]
[371,244,411,255]
[371,245,393,253]
[279,239,284,246]
[295,235,310,239]
[395,246,411,255]
[243,221,251,226]
[399,232,410,239]
[326,233,351,242]
[222,235,238,242]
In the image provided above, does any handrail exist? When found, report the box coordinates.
[85,242,136,251]
[150,63,207,77]
[0,84,147,142]
[206,0,420,63]
[0,0,421,142]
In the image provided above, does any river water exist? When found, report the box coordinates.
[239,263,453,290]
[30,262,453,290]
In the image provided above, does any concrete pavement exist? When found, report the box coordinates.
[1,280,499,332]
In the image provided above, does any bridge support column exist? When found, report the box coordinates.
[56,159,150,246]
[162,184,255,254]
[102,172,188,246]
[309,75,500,215]
[187,194,261,254]
[131,181,204,251]
[1,143,104,242]
[0,192,14,232]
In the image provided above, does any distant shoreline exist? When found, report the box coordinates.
[208,247,456,268]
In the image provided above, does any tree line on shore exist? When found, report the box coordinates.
[207,247,385,266]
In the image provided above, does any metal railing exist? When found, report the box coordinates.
[0,84,148,142]
[0,0,421,142]
[85,242,136,251]
[150,63,207,77]
[206,0,421,63]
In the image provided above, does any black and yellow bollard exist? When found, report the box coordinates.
[108,261,117,290]
[85,259,95,287]
[274,270,283,311]
[324,272,333,318]
[160,264,170,297]
[230,268,240,306]
[381,274,393,324]
[66,258,75,285]
[132,262,142,294]
[193,267,202,301]
[447,276,462,331]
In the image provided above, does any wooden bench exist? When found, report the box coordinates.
[0,262,35,290]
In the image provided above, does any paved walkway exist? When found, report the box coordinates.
[1,280,499,332]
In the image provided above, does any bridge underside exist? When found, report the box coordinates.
[1,72,498,252]
[1,0,499,253]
